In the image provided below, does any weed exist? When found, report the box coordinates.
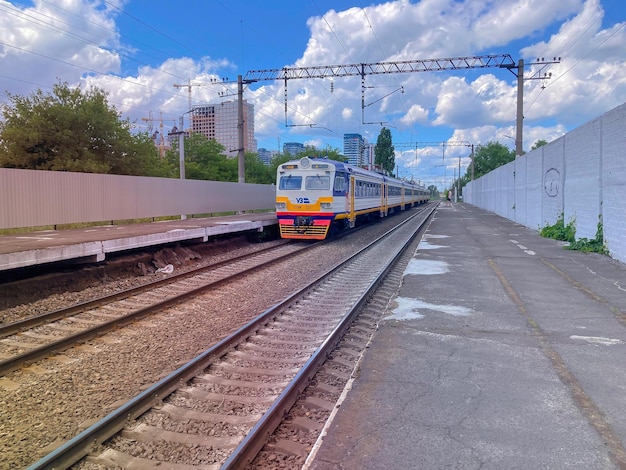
[566,221,608,255]
[540,213,575,243]
[540,214,608,255]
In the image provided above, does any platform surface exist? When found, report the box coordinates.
[0,213,277,271]
[308,202,626,470]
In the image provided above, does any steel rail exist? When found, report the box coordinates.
[0,241,293,338]
[222,204,436,469]
[27,204,436,470]
[0,241,315,376]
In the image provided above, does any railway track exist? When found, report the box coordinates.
[27,204,436,470]
[0,240,318,376]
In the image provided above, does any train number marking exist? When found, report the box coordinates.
[296,197,310,204]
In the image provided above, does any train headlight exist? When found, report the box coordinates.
[276,202,286,210]
[321,202,332,209]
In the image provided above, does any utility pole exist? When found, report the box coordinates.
[396,141,473,187]
[515,59,524,157]
[237,75,245,184]
[500,57,561,157]
[168,117,187,220]
[470,144,475,181]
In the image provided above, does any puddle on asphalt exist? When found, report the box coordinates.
[385,297,472,321]
[417,241,447,250]
[403,258,449,275]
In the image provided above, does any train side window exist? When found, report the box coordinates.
[279,175,302,190]
[334,174,346,193]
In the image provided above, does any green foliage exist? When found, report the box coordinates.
[540,213,608,255]
[0,81,168,176]
[244,152,274,184]
[531,139,548,150]
[472,141,515,179]
[540,213,575,242]
[294,145,345,162]
[374,127,395,174]
[567,221,608,254]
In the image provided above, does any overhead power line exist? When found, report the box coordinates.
[242,55,515,81]
[240,54,516,128]
[212,54,516,183]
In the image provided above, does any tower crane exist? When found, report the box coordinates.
[173,78,228,112]
[141,111,177,157]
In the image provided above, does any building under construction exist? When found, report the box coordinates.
[191,100,257,156]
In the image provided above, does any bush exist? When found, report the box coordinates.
[566,222,608,254]
[540,213,575,243]
[540,214,607,255]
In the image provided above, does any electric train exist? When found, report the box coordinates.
[275,157,429,240]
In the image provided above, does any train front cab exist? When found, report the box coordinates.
[275,159,344,240]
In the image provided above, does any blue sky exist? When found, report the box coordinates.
[1,0,625,189]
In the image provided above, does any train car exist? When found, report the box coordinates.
[275,157,429,240]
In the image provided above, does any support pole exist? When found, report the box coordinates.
[178,115,186,220]
[471,144,475,181]
[237,74,245,184]
[178,115,185,181]
[515,59,524,157]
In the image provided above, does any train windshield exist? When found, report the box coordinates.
[305,175,331,190]
[279,175,302,190]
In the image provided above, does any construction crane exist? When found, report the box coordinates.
[173,78,226,112]
[141,111,177,157]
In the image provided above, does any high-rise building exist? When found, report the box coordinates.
[343,133,366,167]
[190,100,257,156]
[363,142,375,169]
[283,142,305,156]
[257,148,277,166]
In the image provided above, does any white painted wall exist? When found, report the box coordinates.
[465,101,626,264]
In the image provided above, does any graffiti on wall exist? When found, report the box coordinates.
[544,168,560,197]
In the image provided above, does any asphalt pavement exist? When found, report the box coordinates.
[308,202,626,470]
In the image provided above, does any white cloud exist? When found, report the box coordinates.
[1,0,625,181]
[0,0,123,95]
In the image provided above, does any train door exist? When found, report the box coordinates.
[382,181,388,217]
[348,175,356,228]
[334,171,348,212]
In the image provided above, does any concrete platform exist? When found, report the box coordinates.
[0,213,277,272]
[308,203,626,470]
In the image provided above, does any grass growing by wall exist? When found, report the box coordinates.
[540,213,608,255]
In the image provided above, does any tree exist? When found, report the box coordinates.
[165,133,233,180]
[531,139,548,150]
[0,82,167,176]
[374,127,395,174]
[245,152,274,184]
[295,145,345,162]
[472,141,515,179]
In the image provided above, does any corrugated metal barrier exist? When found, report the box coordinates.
[0,169,275,229]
